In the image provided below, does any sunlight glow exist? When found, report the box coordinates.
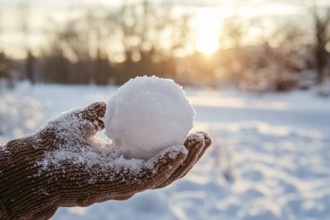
[196,33,219,56]
[194,9,222,56]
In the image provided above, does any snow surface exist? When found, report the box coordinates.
[0,89,46,142]
[1,82,330,220]
[105,76,195,159]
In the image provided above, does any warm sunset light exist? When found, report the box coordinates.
[196,33,219,56]
[2,1,330,220]
[194,9,222,56]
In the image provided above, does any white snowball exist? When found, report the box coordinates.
[105,76,195,159]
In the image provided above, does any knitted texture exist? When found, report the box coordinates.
[0,102,211,220]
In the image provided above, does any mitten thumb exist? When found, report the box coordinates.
[75,102,106,137]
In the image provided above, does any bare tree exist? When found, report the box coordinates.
[41,18,72,84]
[220,15,247,49]
[275,21,307,52]
[0,12,14,88]
[19,2,36,84]
[108,0,192,84]
[218,15,249,87]
[86,9,116,85]
[37,1,191,85]
[312,5,330,84]
[41,7,117,85]
[0,11,3,51]
[0,52,14,88]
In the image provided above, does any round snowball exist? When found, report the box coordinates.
[105,76,195,159]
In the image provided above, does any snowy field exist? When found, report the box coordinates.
[1,82,330,220]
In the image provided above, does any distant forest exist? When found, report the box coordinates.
[0,1,330,92]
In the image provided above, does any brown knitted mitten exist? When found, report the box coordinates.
[0,102,211,220]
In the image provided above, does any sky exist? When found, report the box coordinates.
[0,0,327,58]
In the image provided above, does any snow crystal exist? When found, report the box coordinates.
[37,138,187,182]
[105,76,195,159]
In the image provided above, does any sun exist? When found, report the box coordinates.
[194,9,221,56]
[196,33,219,56]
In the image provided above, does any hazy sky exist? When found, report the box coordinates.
[0,0,309,10]
[0,0,328,57]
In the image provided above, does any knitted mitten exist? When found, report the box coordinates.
[0,102,211,220]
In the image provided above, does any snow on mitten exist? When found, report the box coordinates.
[0,102,211,220]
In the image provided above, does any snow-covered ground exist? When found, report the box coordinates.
[1,82,330,220]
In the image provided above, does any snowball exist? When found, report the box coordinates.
[105,76,195,159]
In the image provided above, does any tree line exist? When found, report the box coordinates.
[0,1,330,92]
[1,1,192,86]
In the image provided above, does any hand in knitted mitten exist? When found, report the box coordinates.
[0,102,211,220]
